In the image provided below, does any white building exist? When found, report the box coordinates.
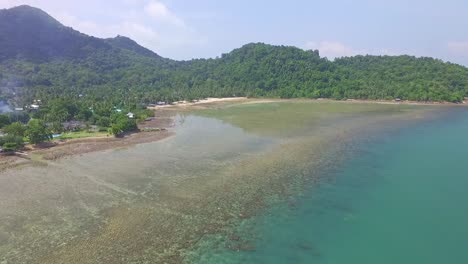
[30,104,40,110]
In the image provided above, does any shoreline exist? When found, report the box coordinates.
[336,98,467,106]
[1,97,462,172]
[0,131,175,172]
[148,97,468,109]
[147,97,249,109]
[0,112,176,172]
[2,97,462,172]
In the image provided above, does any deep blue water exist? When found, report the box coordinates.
[199,108,468,263]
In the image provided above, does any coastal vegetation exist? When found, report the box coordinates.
[24,119,52,145]
[0,119,51,149]
[1,5,468,110]
[108,113,138,136]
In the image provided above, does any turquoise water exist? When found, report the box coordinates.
[201,108,468,263]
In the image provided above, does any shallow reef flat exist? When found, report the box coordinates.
[0,101,435,263]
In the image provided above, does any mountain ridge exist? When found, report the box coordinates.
[0,5,161,62]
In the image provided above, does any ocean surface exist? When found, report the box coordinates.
[196,107,468,263]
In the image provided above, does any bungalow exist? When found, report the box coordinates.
[30,104,40,110]
[126,112,135,119]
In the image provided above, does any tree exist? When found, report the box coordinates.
[3,122,26,137]
[0,114,10,128]
[108,114,137,137]
[8,112,30,124]
[2,142,19,153]
[0,135,24,150]
[25,119,52,145]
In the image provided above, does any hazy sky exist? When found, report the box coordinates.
[1,0,468,65]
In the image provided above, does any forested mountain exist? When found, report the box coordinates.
[1,5,468,108]
[0,5,112,62]
[335,56,468,102]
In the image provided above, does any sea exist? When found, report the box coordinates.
[197,107,468,263]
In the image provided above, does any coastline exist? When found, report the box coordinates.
[149,97,468,110]
[0,111,175,172]
[2,97,460,171]
[2,97,460,172]
[147,97,249,110]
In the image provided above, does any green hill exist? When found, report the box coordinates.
[1,5,467,106]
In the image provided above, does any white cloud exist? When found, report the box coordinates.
[0,0,30,8]
[57,12,160,50]
[144,0,185,28]
[304,41,354,58]
[0,0,73,12]
[56,13,100,35]
[448,41,468,56]
[118,21,160,47]
[304,41,395,59]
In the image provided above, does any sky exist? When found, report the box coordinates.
[1,0,468,65]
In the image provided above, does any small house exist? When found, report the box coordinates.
[126,112,135,119]
[30,104,40,111]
